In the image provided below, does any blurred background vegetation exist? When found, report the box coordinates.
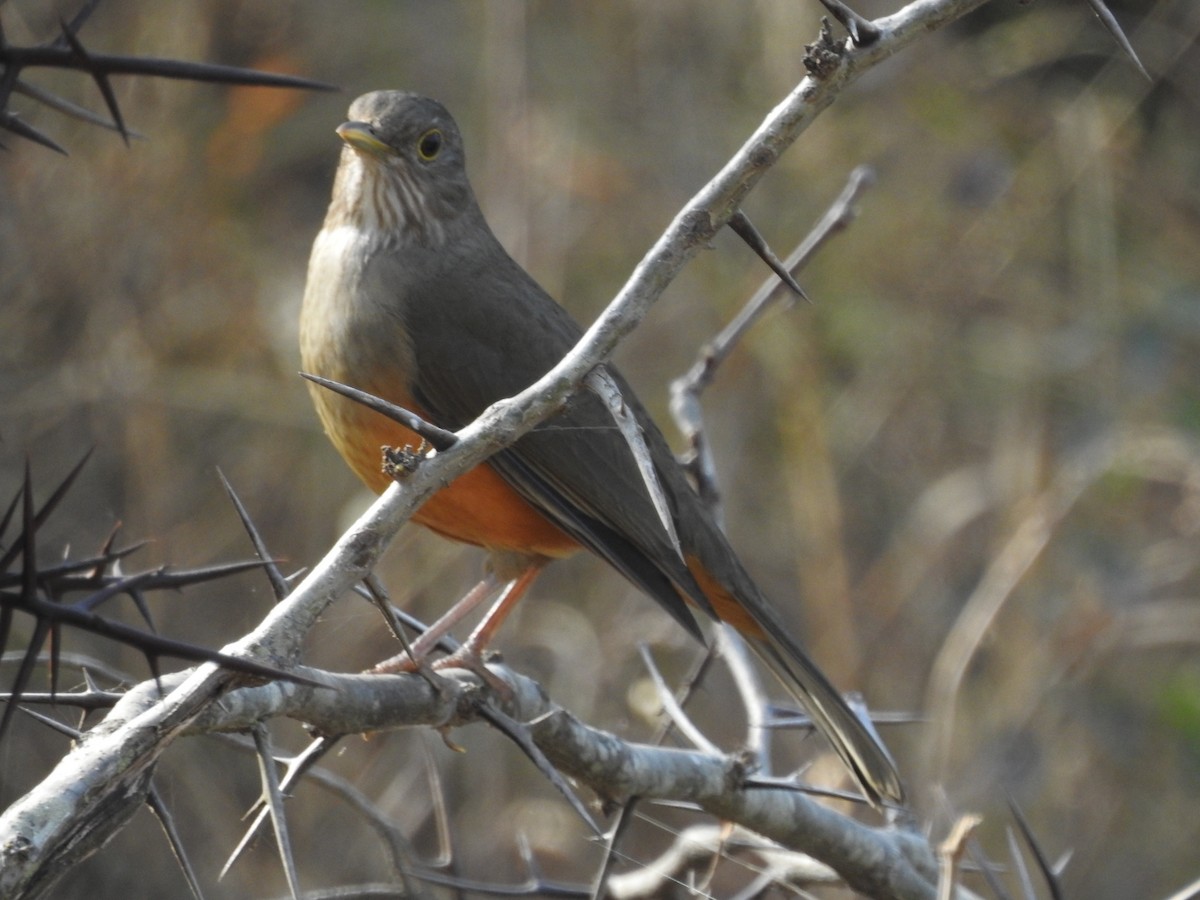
[2,0,1198,896]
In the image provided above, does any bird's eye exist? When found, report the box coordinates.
[417,128,443,160]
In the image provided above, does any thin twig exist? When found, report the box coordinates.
[251,725,301,900]
[636,643,720,756]
[936,814,982,900]
[670,166,875,502]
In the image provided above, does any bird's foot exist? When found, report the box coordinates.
[369,644,512,698]
[428,645,513,698]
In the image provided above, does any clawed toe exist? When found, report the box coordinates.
[429,647,513,697]
[367,645,512,698]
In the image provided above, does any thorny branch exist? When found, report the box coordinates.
[0,0,334,152]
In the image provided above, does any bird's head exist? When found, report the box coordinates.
[327,90,476,245]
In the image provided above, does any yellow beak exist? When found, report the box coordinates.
[336,121,391,157]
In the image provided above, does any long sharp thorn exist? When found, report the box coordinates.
[588,800,639,900]
[221,801,268,879]
[59,20,129,144]
[28,589,318,686]
[0,448,93,571]
[0,605,12,664]
[226,735,340,877]
[0,481,22,543]
[217,468,289,602]
[15,79,146,139]
[49,620,62,701]
[1085,0,1150,81]
[253,725,301,899]
[481,702,602,836]
[61,0,105,37]
[17,703,80,738]
[728,211,811,303]
[64,55,337,92]
[300,372,458,450]
[145,652,164,695]
[19,460,37,607]
[817,0,881,45]
[127,588,156,632]
[146,788,207,900]
[1008,797,1064,900]
[0,113,68,154]
[0,620,50,745]
[75,570,157,614]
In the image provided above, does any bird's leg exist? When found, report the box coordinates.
[370,572,504,674]
[455,562,544,661]
[413,561,545,693]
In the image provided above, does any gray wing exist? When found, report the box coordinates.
[381,241,713,637]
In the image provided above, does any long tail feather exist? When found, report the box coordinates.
[745,629,904,807]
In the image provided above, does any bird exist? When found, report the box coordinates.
[300,90,903,806]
